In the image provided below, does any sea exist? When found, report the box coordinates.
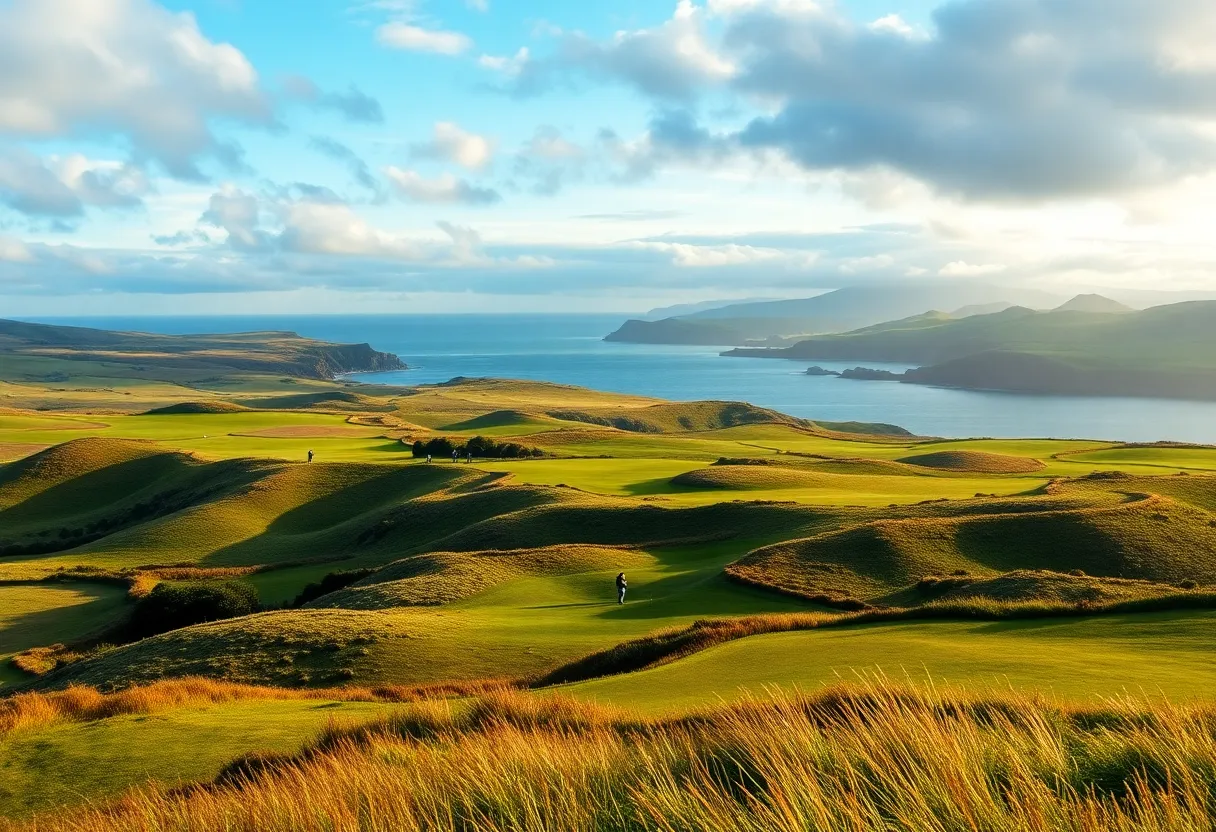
[24,313,1216,444]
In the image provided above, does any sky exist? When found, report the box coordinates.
[2,0,1216,316]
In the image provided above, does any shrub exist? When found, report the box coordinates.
[1069,569,1087,577]
[292,569,376,607]
[1180,579,1198,590]
[411,435,545,459]
[128,581,260,639]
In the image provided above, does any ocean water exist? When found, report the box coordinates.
[25,313,1216,444]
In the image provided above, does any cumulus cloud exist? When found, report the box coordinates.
[279,201,428,259]
[0,148,149,217]
[513,0,733,98]
[383,166,501,204]
[479,48,530,77]
[282,76,384,123]
[514,0,1216,200]
[411,123,496,171]
[0,0,272,179]
[376,22,472,54]
[200,186,267,251]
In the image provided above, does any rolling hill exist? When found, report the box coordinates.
[605,283,1065,345]
[725,300,1216,399]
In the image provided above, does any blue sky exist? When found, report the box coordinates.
[2,0,1216,315]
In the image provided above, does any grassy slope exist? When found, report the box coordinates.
[568,610,1216,712]
[0,699,393,819]
[0,584,129,688]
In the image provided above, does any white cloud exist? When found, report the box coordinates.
[411,122,496,171]
[479,47,530,76]
[279,201,427,259]
[383,166,501,204]
[631,240,801,268]
[0,0,271,178]
[939,261,1007,277]
[868,14,916,37]
[200,186,266,251]
[0,148,149,217]
[519,0,733,98]
[466,0,489,10]
[376,22,472,54]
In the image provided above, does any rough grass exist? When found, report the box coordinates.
[27,609,424,691]
[0,676,512,737]
[899,449,1047,473]
[309,545,653,609]
[728,493,1216,603]
[16,681,1216,831]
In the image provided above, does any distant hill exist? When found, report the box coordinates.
[0,318,406,380]
[952,302,1015,318]
[1055,294,1133,314]
[725,301,1216,400]
[643,298,778,319]
[605,284,1065,346]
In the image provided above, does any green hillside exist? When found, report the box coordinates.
[725,301,1216,399]
[605,284,1063,345]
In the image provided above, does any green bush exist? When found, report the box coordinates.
[292,568,376,607]
[411,435,544,459]
[129,581,260,639]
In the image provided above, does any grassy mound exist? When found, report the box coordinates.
[31,609,419,690]
[899,450,1047,473]
[310,545,651,609]
[927,569,1189,604]
[144,401,251,415]
[546,400,807,434]
[0,438,174,512]
[238,391,394,412]
[672,465,834,490]
[438,410,559,432]
[728,494,1216,603]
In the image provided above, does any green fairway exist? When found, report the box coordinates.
[0,584,129,689]
[566,611,1216,713]
[0,698,395,818]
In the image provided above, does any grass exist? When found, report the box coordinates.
[568,610,1216,712]
[15,679,1216,830]
[13,344,1216,827]
[0,584,129,690]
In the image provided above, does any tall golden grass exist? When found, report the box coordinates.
[0,676,515,737]
[9,679,1216,831]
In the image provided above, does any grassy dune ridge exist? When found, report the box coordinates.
[10,680,1216,831]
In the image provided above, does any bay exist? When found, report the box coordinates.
[25,313,1216,444]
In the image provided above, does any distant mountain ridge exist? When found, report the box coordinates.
[606,284,1067,346]
[724,300,1216,400]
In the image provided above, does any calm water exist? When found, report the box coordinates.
[24,313,1216,443]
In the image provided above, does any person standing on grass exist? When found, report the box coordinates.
[426,453,432,463]
[307,449,314,463]
[452,449,458,463]
[616,572,628,604]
